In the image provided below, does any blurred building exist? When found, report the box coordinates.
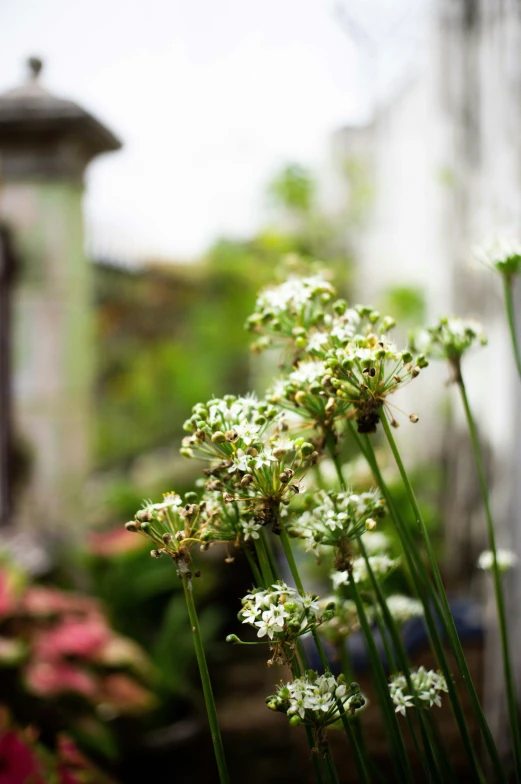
[331,0,521,749]
[0,59,121,541]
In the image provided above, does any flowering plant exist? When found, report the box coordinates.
[124,263,520,783]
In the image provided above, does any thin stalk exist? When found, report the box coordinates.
[503,274,521,380]
[254,535,275,586]
[349,573,415,784]
[358,425,496,782]
[323,748,341,784]
[291,655,324,784]
[328,428,449,780]
[278,525,370,783]
[243,545,263,587]
[181,574,230,784]
[458,375,521,777]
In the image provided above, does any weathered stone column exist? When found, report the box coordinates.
[0,58,121,538]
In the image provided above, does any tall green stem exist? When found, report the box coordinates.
[278,524,370,783]
[358,423,495,782]
[181,574,230,784]
[503,275,521,381]
[458,375,521,778]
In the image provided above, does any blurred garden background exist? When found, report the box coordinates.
[1,1,521,781]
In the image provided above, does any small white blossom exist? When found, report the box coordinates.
[241,520,261,541]
[389,667,448,716]
[478,549,518,573]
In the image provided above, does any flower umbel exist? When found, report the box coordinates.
[389,667,448,716]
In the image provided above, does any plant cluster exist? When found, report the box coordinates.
[124,259,521,783]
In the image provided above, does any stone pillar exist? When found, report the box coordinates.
[0,58,121,538]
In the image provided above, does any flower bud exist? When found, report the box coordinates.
[241,474,253,487]
[211,431,226,443]
[289,715,302,726]
[294,391,307,405]
[273,447,288,460]
[226,634,240,644]
[300,442,315,457]
[365,518,377,531]
[125,521,138,533]
[409,413,419,423]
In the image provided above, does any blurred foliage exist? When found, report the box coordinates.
[93,162,354,469]
[380,285,427,327]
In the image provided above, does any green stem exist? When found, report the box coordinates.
[349,572,415,784]
[323,748,340,784]
[359,538,453,784]
[324,428,346,491]
[254,534,275,586]
[356,424,496,782]
[181,574,230,784]
[458,375,521,778]
[279,524,370,783]
[243,545,263,587]
[503,275,521,381]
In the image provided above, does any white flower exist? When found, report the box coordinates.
[474,237,521,273]
[389,667,448,716]
[478,548,518,573]
[241,520,261,541]
[307,332,329,353]
[289,360,327,386]
[234,421,261,445]
[383,595,424,625]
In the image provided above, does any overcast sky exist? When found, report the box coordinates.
[0,0,427,261]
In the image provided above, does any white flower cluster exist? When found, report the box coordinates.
[239,582,324,641]
[332,554,398,589]
[389,667,448,716]
[268,672,365,725]
[320,597,359,641]
[291,489,385,553]
[181,394,280,460]
[478,548,518,573]
[255,275,335,317]
[415,317,487,362]
[474,238,521,275]
[372,594,424,626]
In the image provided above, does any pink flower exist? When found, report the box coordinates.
[0,571,17,620]
[25,660,98,699]
[21,586,100,618]
[0,728,44,784]
[87,527,146,557]
[96,674,155,714]
[34,615,110,660]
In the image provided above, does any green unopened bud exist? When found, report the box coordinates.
[180,447,193,459]
[369,310,380,323]
[140,521,152,534]
[226,634,240,645]
[211,431,226,443]
[295,337,307,349]
[382,316,396,331]
[401,350,413,364]
[289,715,302,726]
[333,299,348,315]
[294,391,307,405]
[183,419,195,432]
[300,442,315,457]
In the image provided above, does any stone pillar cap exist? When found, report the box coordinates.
[0,58,122,159]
